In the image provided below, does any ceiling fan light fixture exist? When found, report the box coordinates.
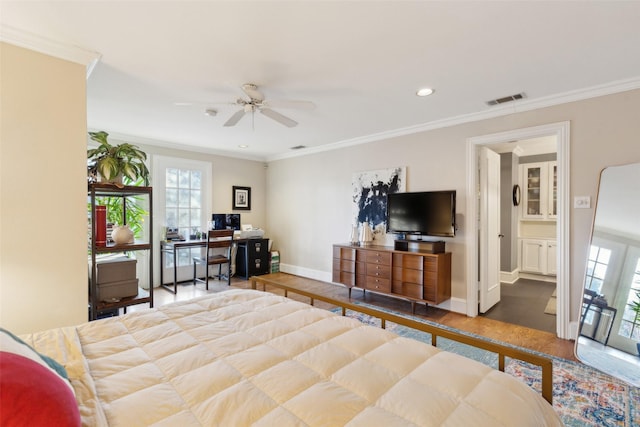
[416,87,434,97]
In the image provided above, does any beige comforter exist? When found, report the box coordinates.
[23,289,561,426]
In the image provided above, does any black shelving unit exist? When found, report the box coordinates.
[88,183,153,320]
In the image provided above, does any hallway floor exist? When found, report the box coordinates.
[481,278,557,334]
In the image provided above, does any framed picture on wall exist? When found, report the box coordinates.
[233,186,251,210]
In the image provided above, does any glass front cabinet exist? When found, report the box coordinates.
[520,161,557,220]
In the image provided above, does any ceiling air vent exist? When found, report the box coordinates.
[290,145,307,150]
[486,92,526,106]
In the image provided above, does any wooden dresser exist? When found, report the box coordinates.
[332,243,451,309]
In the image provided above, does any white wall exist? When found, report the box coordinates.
[0,43,88,334]
[266,89,640,322]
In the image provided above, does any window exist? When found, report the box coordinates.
[165,168,202,267]
[153,156,212,280]
[583,245,611,324]
[584,245,611,294]
[618,258,640,340]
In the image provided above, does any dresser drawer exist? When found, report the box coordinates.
[366,263,391,279]
[393,253,423,270]
[334,246,357,261]
[365,275,391,293]
[392,281,423,299]
[393,266,423,285]
[333,270,356,287]
[334,257,355,273]
[424,257,438,272]
[365,250,392,265]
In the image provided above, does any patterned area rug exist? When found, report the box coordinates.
[332,304,639,427]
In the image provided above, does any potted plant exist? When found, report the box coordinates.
[87,131,150,186]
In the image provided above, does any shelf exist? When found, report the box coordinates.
[93,241,151,253]
[88,184,153,321]
[94,288,151,313]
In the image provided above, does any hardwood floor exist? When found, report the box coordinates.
[149,272,577,361]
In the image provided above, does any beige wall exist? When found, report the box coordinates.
[0,43,88,334]
[123,143,268,285]
[266,89,640,323]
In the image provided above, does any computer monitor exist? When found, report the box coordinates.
[211,213,241,230]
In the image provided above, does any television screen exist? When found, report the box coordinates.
[211,213,241,231]
[386,191,456,237]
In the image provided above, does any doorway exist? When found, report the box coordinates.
[480,138,558,333]
[465,122,571,339]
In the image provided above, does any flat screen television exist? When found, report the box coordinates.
[386,191,456,237]
[211,213,241,231]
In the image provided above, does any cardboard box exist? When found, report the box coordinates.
[98,279,139,302]
[95,255,137,284]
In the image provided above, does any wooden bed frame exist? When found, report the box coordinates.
[251,275,554,404]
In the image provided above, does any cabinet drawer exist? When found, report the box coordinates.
[333,270,356,287]
[423,257,438,272]
[392,281,423,299]
[423,285,436,302]
[397,254,423,270]
[334,246,357,261]
[393,267,423,285]
[365,251,392,265]
[424,271,437,286]
[365,276,391,293]
[334,258,355,273]
[366,263,391,279]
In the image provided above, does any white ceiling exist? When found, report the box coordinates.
[2,1,640,161]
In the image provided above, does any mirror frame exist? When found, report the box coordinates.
[575,162,640,387]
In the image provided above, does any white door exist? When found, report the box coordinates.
[479,147,501,313]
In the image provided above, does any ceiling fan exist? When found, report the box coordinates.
[223,83,315,128]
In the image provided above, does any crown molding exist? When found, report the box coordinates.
[0,24,101,78]
[266,77,640,162]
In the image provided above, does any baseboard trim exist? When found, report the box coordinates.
[279,263,332,282]
[500,269,519,284]
[519,272,557,283]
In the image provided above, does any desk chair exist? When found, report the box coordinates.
[193,229,234,289]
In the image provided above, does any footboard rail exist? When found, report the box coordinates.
[251,275,553,405]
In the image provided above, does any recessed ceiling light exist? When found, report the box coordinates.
[416,87,434,97]
[204,109,217,116]
[238,145,248,149]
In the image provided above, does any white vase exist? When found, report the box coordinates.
[111,225,134,245]
[349,225,359,245]
[359,222,373,245]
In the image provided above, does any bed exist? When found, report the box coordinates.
[2,288,561,426]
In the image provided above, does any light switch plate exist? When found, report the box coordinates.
[574,196,591,209]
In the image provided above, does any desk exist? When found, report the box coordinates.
[160,237,270,293]
[579,300,617,346]
[160,239,206,294]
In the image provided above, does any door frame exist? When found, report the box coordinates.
[465,121,571,339]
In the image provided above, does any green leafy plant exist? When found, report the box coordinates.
[87,131,150,185]
[631,290,640,323]
[87,177,149,242]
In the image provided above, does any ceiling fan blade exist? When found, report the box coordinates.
[241,83,264,101]
[263,99,316,110]
[260,108,298,127]
[223,109,246,127]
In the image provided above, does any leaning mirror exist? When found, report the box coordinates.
[575,162,640,386]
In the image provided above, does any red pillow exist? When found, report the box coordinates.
[0,352,81,427]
